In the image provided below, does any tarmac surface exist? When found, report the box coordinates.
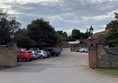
[0,48,118,83]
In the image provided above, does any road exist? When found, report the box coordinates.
[0,48,118,83]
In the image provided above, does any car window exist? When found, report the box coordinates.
[34,51,37,54]
[36,50,41,53]
[28,51,32,53]
[17,51,25,54]
[17,51,21,54]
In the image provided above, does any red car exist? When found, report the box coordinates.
[17,51,33,62]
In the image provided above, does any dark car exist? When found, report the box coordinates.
[48,49,61,56]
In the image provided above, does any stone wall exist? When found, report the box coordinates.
[0,45,17,67]
[97,44,118,68]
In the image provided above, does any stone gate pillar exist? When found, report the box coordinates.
[88,46,97,69]
[0,44,18,67]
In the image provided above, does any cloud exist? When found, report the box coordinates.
[0,0,118,35]
[0,0,59,4]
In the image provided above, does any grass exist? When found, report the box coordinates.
[96,69,118,75]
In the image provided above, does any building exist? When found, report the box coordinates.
[87,30,108,47]
[68,40,80,51]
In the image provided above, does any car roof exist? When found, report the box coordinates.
[17,50,28,52]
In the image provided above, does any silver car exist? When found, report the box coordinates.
[35,50,48,59]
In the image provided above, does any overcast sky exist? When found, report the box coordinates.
[0,0,118,35]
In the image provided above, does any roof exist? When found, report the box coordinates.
[79,39,87,43]
[68,40,80,45]
[88,30,109,39]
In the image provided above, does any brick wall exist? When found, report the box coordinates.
[88,48,98,69]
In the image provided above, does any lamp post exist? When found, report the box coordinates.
[9,30,14,48]
[89,26,94,46]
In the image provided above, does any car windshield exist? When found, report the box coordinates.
[28,51,32,53]
[17,51,25,54]
[36,50,41,53]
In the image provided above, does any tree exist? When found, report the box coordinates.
[106,20,118,31]
[15,28,35,48]
[27,18,57,47]
[15,28,27,40]
[83,29,91,39]
[70,28,91,40]
[56,31,67,37]
[114,12,118,21]
[71,29,81,40]
[0,9,20,45]
[16,36,35,49]
[56,31,63,35]
[56,30,68,45]
[103,13,118,47]
[56,33,62,45]
[63,32,67,37]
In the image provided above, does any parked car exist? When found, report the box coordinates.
[35,50,48,59]
[45,50,51,57]
[48,48,61,56]
[17,51,33,62]
[28,50,40,59]
[76,48,88,52]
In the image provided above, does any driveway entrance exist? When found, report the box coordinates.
[0,48,118,83]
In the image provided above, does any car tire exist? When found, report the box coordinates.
[40,55,44,59]
[17,57,20,62]
[22,58,27,62]
[54,53,56,56]
[56,54,59,57]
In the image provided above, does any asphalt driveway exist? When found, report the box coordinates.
[0,48,118,83]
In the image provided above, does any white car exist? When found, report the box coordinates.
[76,48,88,52]
[35,50,48,59]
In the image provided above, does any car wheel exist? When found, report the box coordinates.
[40,55,44,59]
[54,54,58,57]
[22,58,27,62]
[29,59,32,61]
[56,54,59,57]
[17,57,20,62]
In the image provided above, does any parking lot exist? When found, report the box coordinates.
[0,48,118,83]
